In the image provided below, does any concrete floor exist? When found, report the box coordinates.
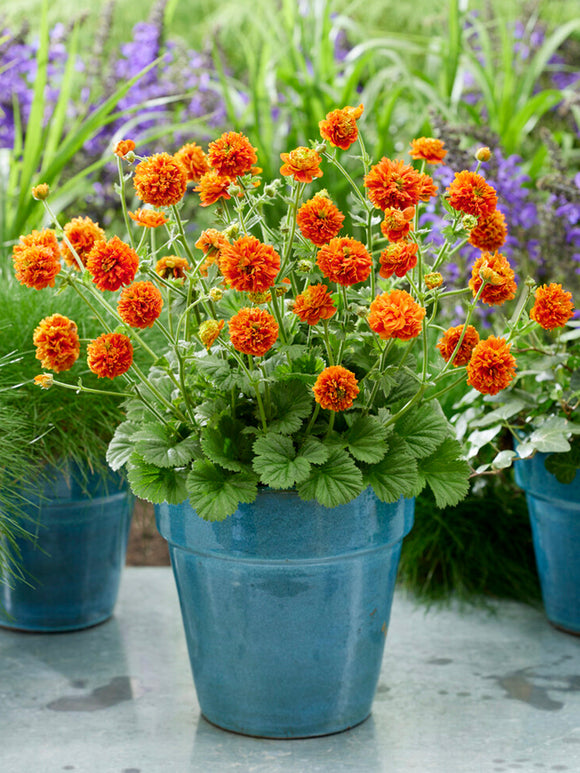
[1,568,579,773]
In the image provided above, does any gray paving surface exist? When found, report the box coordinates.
[1,568,579,772]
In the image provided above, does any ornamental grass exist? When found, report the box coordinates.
[12,111,575,521]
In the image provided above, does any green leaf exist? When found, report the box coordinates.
[544,443,580,485]
[394,402,449,459]
[516,416,570,458]
[194,354,240,390]
[345,415,389,463]
[134,423,199,468]
[127,454,188,505]
[298,437,329,465]
[492,450,517,470]
[465,425,503,459]
[417,438,470,508]
[252,433,311,489]
[268,380,313,434]
[297,448,363,507]
[186,460,258,521]
[201,415,253,472]
[106,421,139,471]
[362,436,422,503]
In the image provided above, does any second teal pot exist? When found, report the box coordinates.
[156,488,414,738]
[514,452,580,635]
[0,461,133,632]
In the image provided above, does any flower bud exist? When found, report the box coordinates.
[462,214,478,231]
[479,264,502,285]
[223,223,240,239]
[209,287,223,302]
[34,373,54,389]
[313,140,327,154]
[276,279,291,297]
[248,291,271,304]
[199,319,224,350]
[32,183,50,201]
[227,182,243,197]
[124,150,136,163]
[354,305,369,318]
[264,179,282,198]
[424,272,443,290]
[475,146,492,162]
[297,259,313,274]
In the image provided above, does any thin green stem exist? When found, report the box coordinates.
[48,379,134,399]
[117,157,135,248]
[322,320,335,366]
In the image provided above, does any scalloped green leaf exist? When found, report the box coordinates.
[362,436,422,503]
[106,420,140,471]
[186,460,258,521]
[297,448,363,508]
[252,434,311,489]
[544,441,580,484]
[127,453,188,504]
[298,437,329,465]
[134,423,199,468]
[268,380,314,434]
[201,415,253,472]
[394,402,450,459]
[346,415,389,463]
[417,438,470,508]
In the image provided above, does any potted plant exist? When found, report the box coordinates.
[459,294,579,635]
[14,113,548,736]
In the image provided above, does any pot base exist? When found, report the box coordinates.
[200,711,372,740]
[549,620,580,638]
[0,612,113,634]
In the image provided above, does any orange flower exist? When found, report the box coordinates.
[228,307,279,357]
[199,319,225,350]
[436,324,480,367]
[378,242,419,279]
[174,142,210,182]
[424,272,443,290]
[418,172,438,201]
[380,207,415,242]
[128,208,168,228]
[33,314,80,373]
[292,284,337,325]
[409,137,447,165]
[468,209,507,252]
[117,282,163,329]
[220,235,280,293]
[296,193,345,246]
[155,255,190,280]
[469,251,517,306]
[364,157,423,211]
[208,131,258,178]
[368,289,426,341]
[313,365,359,412]
[13,244,61,289]
[319,104,364,150]
[195,228,230,275]
[86,236,139,292]
[280,147,323,184]
[133,153,187,207]
[87,333,133,379]
[194,169,233,207]
[446,170,498,218]
[467,336,516,395]
[61,216,106,268]
[113,139,135,158]
[316,237,373,286]
[530,283,575,330]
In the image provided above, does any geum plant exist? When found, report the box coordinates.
[13,107,564,521]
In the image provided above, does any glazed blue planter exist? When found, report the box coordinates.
[156,488,414,738]
[0,462,133,632]
[514,453,580,635]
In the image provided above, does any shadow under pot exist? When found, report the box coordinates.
[0,460,133,632]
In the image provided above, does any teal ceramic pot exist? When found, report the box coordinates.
[156,489,414,738]
[0,462,133,632]
[514,453,580,635]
